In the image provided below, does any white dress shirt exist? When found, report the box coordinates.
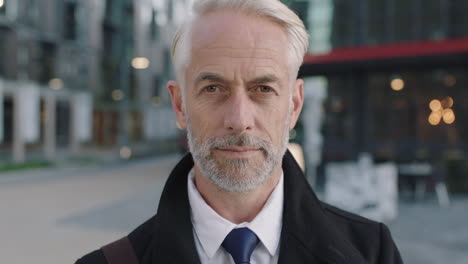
[187,168,284,264]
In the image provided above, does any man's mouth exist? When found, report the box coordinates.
[216,147,259,152]
[214,147,261,157]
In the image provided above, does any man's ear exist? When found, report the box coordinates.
[289,78,304,130]
[167,80,187,129]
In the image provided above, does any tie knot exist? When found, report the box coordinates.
[222,228,259,264]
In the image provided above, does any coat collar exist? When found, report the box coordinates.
[277,151,366,264]
[146,151,365,264]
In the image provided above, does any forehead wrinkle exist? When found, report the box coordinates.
[191,51,285,72]
[195,47,284,59]
[190,63,224,74]
[190,53,283,71]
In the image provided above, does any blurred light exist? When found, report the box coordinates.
[443,109,455,124]
[120,146,132,159]
[444,74,456,87]
[441,96,454,108]
[331,100,343,113]
[429,99,442,112]
[0,0,4,8]
[131,57,150,69]
[288,142,305,172]
[151,96,162,106]
[428,112,441,126]
[391,78,405,91]
[112,89,123,101]
[176,121,183,130]
[49,78,63,90]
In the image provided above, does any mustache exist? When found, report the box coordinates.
[203,134,272,152]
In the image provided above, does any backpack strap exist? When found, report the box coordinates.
[101,236,138,264]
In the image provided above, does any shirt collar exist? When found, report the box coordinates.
[245,173,283,256]
[187,168,284,258]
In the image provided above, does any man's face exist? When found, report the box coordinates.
[169,10,304,192]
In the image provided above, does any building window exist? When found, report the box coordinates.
[104,0,113,19]
[153,75,162,97]
[163,49,172,79]
[449,0,468,37]
[0,27,6,77]
[56,101,70,146]
[150,9,158,41]
[38,41,57,85]
[64,2,77,40]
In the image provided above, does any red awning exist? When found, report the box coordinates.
[304,38,468,65]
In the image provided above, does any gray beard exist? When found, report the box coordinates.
[186,116,290,193]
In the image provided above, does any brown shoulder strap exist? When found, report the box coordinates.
[101,237,139,264]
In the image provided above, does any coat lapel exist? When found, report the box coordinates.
[278,151,367,264]
[144,153,201,264]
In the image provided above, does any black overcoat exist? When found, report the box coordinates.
[76,151,403,264]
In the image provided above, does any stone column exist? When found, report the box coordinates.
[43,92,56,160]
[12,87,25,163]
[0,80,4,144]
[69,95,80,154]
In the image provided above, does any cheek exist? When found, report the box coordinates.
[257,106,289,141]
[187,103,221,135]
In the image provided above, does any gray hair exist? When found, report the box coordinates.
[171,0,309,86]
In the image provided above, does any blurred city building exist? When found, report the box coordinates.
[284,0,468,193]
[0,0,191,163]
[2,0,468,194]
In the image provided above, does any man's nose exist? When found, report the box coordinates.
[223,92,254,133]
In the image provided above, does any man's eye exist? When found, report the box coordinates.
[204,85,219,93]
[256,86,273,93]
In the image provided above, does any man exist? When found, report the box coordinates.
[77,0,403,263]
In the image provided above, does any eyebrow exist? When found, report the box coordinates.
[195,72,281,86]
[249,74,280,85]
[195,72,228,85]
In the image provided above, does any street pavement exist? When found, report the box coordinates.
[0,154,181,264]
[1,154,467,263]
[388,196,468,264]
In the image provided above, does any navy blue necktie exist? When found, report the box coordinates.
[222,227,260,264]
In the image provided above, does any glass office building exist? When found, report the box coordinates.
[286,0,468,191]
[0,0,189,162]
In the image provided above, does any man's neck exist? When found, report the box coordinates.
[193,166,282,224]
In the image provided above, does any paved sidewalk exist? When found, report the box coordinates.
[388,196,468,264]
[0,154,181,264]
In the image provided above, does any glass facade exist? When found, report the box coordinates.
[322,69,468,161]
[297,0,468,53]
[284,0,468,190]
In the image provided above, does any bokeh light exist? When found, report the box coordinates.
[391,78,405,91]
[131,57,150,69]
[443,109,456,124]
[444,74,456,87]
[120,146,132,159]
[441,96,454,108]
[428,112,442,126]
[49,78,64,90]
[151,96,162,106]
[112,89,123,101]
[429,99,442,112]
